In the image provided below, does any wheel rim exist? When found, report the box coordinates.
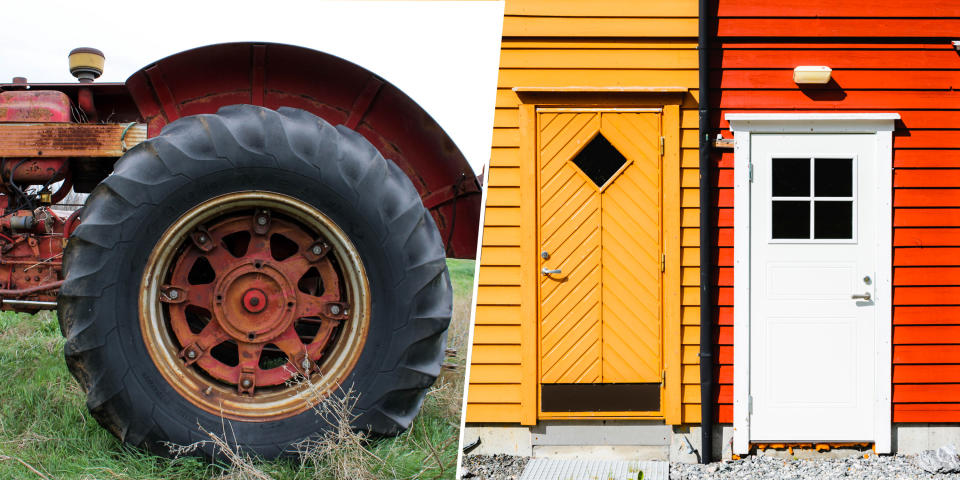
[139,192,370,421]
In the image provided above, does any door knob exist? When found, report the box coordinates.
[851,292,871,301]
[541,268,562,276]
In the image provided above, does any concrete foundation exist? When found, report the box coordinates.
[464,422,734,463]
[464,423,960,461]
[462,424,532,456]
[894,424,960,455]
[532,445,669,460]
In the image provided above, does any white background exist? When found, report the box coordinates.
[0,0,505,173]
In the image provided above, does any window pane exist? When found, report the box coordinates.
[815,158,853,197]
[772,158,810,197]
[571,133,628,188]
[772,201,810,239]
[814,201,853,239]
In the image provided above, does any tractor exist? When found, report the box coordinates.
[0,43,480,458]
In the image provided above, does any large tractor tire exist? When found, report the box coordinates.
[58,105,452,458]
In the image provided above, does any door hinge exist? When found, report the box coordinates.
[748,163,754,183]
[661,370,666,385]
[748,395,754,414]
[661,254,666,272]
[659,136,665,156]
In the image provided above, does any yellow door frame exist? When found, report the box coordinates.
[514,88,685,425]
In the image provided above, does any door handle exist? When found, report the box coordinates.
[541,268,562,276]
[851,292,871,301]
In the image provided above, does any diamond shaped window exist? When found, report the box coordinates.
[572,133,627,188]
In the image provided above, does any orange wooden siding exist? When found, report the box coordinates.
[712,2,960,423]
[466,0,701,425]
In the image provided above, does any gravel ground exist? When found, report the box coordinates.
[462,452,960,480]
[670,454,960,480]
[461,454,530,480]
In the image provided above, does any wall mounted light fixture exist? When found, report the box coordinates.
[793,66,832,85]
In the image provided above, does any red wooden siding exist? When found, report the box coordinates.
[713,3,960,424]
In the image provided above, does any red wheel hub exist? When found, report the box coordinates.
[242,289,267,313]
[159,213,349,394]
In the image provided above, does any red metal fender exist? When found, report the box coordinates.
[126,42,480,258]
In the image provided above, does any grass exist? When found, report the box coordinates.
[0,258,474,480]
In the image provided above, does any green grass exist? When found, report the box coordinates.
[445,258,476,298]
[0,258,474,479]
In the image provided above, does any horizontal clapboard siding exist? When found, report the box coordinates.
[466,0,700,424]
[714,5,960,424]
[716,0,960,37]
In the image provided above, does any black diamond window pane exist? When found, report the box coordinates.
[772,158,810,197]
[572,134,628,188]
[772,201,810,239]
[814,201,853,239]
[815,158,853,197]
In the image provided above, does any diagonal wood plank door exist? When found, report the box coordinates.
[538,110,663,389]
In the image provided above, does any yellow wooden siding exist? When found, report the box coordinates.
[466,0,699,425]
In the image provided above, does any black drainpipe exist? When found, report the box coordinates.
[698,0,715,465]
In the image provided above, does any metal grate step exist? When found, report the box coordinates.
[519,458,668,480]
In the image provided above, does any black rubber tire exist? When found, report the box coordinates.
[57,105,452,458]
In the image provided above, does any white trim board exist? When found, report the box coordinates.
[728,112,897,455]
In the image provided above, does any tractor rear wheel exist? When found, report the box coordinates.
[58,105,452,458]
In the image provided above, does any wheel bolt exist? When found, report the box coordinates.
[312,245,322,255]
[330,304,341,315]
[241,379,252,388]
[197,235,207,243]
[168,290,179,300]
[187,350,196,359]
[257,216,267,226]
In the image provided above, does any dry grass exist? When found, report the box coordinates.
[293,386,381,480]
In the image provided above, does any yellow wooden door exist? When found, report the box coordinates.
[538,109,663,393]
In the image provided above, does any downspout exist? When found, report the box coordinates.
[698,0,715,465]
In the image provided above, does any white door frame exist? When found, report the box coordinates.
[728,113,898,454]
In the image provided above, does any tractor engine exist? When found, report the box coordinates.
[0,48,144,311]
[0,89,77,310]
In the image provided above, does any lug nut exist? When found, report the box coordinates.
[301,359,311,370]
[257,216,267,225]
[241,379,252,388]
[187,350,197,359]
[168,290,179,300]
[197,235,207,243]
[330,304,341,315]
[312,245,323,255]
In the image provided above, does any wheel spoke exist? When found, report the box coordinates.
[272,326,311,373]
[162,281,214,311]
[237,342,263,370]
[194,318,230,350]
[236,342,264,394]
[294,291,341,319]
[178,320,229,366]
[202,245,238,274]
[276,255,312,282]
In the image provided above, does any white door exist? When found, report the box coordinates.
[749,133,877,441]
